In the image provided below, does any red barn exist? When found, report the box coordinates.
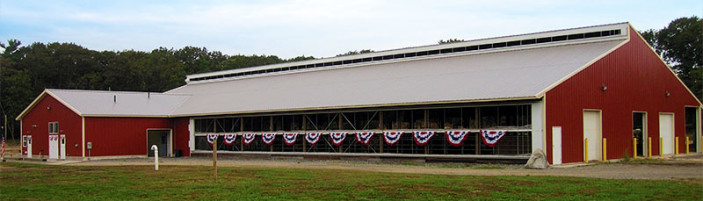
[16,22,702,164]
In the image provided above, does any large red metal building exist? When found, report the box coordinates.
[16,23,701,164]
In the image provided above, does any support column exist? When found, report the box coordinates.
[379,112,384,153]
[302,115,307,152]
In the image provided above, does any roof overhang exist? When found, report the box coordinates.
[170,96,542,118]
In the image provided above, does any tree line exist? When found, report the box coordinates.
[0,41,314,140]
[1,16,700,140]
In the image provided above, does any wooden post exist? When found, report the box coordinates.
[379,112,383,153]
[240,118,244,151]
[686,137,690,154]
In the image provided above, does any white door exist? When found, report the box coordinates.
[552,126,562,165]
[59,135,66,160]
[49,135,59,159]
[583,111,602,161]
[659,114,674,155]
[26,136,32,158]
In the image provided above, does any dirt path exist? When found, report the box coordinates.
[57,155,703,180]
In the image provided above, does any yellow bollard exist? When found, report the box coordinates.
[602,138,607,162]
[584,138,589,163]
[686,137,690,154]
[633,138,638,159]
[660,137,663,156]
[675,137,679,155]
[648,137,652,157]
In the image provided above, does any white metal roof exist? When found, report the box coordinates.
[167,38,626,116]
[20,89,191,118]
[16,23,632,119]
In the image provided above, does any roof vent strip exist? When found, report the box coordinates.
[190,29,623,83]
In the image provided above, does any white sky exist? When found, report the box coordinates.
[1,0,701,58]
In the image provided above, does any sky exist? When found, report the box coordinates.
[1,0,701,59]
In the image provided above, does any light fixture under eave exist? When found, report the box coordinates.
[665,91,671,97]
[601,85,607,91]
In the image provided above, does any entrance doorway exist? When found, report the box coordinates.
[659,114,674,155]
[685,107,698,153]
[583,110,602,161]
[147,130,171,157]
[633,112,646,157]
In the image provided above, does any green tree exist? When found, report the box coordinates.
[336,49,374,57]
[641,16,703,99]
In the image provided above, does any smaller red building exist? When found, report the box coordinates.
[16,89,192,159]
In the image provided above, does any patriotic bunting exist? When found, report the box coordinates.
[356,132,375,145]
[383,131,403,146]
[330,132,347,146]
[480,130,508,147]
[305,133,321,145]
[262,133,276,145]
[207,134,219,145]
[446,131,469,147]
[283,133,298,146]
[413,131,435,146]
[224,134,237,145]
[243,134,256,145]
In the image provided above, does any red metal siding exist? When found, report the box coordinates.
[546,26,700,163]
[20,94,82,157]
[173,118,191,157]
[84,117,172,156]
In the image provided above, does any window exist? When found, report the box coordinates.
[48,122,59,134]
[22,136,27,147]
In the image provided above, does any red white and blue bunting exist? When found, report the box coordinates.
[480,130,508,147]
[413,131,435,146]
[262,133,276,145]
[446,131,469,147]
[383,131,403,146]
[207,134,219,145]
[305,132,321,145]
[283,133,298,146]
[243,134,256,146]
[330,132,347,146]
[356,132,375,145]
[224,133,237,145]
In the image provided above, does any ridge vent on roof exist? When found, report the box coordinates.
[188,26,624,84]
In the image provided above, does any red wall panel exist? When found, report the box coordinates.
[173,118,191,157]
[546,27,700,163]
[21,94,82,157]
[84,117,172,156]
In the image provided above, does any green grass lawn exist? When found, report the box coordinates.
[1,162,701,201]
